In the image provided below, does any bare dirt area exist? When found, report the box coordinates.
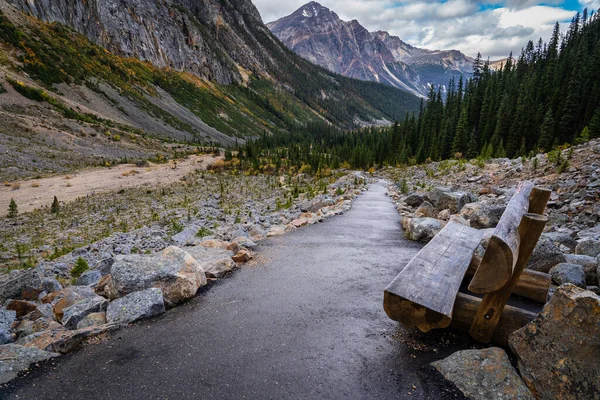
[0,153,222,214]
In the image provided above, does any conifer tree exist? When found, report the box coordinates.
[8,198,17,218]
[589,107,600,138]
[51,196,60,214]
[538,109,556,151]
[452,107,469,156]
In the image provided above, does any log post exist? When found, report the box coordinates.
[528,187,552,215]
[450,293,537,347]
[469,213,548,343]
[468,182,535,294]
[466,265,550,304]
[511,269,551,303]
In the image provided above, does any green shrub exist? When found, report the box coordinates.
[531,157,538,171]
[558,159,569,174]
[399,179,409,194]
[70,257,89,283]
[170,219,184,235]
[196,227,213,238]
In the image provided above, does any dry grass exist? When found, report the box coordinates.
[31,182,40,188]
[3,181,11,187]
[11,183,20,190]
[64,175,73,180]
[121,170,140,177]
[66,182,72,187]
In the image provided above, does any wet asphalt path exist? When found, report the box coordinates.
[2,182,471,400]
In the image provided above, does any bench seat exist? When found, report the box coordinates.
[384,222,484,332]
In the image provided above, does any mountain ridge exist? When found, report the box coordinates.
[0,0,420,179]
[268,1,474,97]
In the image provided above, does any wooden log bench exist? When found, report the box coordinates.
[384,182,552,346]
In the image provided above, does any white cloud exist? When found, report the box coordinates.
[579,0,600,9]
[252,0,579,59]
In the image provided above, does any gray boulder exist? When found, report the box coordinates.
[432,347,534,400]
[95,257,114,276]
[76,312,107,329]
[1,307,16,332]
[0,329,12,344]
[460,203,505,229]
[405,193,424,207]
[17,324,119,354]
[0,268,43,302]
[107,246,206,307]
[526,238,566,273]
[405,218,444,243]
[186,247,235,278]
[543,232,578,252]
[549,263,587,288]
[587,286,600,295]
[171,226,203,246]
[41,278,63,294]
[25,303,55,322]
[76,270,103,286]
[13,318,64,340]
[415,201,436,218]
[427,188,472,213]
[1,306,17,343]
[509,284,600,399]
[575,238,600,257]
[106,288,165,324]
[564,254,598,286]
[231,236,258,251]
[61,296,109,330]
[0,344,59,384]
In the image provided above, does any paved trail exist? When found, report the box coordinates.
[2,182,471,399]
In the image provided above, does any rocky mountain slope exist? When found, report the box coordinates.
[268,2,473,97]
[0,0,420,179]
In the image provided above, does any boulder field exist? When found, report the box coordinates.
[0,174,368,384]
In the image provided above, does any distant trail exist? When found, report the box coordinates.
[2,182,470,399]
[0,154,221,214]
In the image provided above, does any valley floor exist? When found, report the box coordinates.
[0,153,221,214]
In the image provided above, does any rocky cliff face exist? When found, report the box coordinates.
[267,2,423,97]
[375,30,473,74]
[269,2,474,96]
[8,0,274,85]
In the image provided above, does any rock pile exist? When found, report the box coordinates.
[385,140,600,295]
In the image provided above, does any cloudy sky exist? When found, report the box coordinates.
[253,0,596,59]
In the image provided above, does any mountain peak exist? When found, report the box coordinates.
[297,2,331,18]
[269,3,474,98]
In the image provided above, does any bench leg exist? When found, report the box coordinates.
[468,213,548,343]
[451,293,537,347]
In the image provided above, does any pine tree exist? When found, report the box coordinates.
[452,107,469,156]
[473,52,483,83]
[8,198,18,218]
[467,128,479,159]
[538,109,555,151]
[51,196,60,214]
[589,107,600,138]
[576,126,590,144]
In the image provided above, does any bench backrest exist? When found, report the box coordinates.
[468,182,551,294]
